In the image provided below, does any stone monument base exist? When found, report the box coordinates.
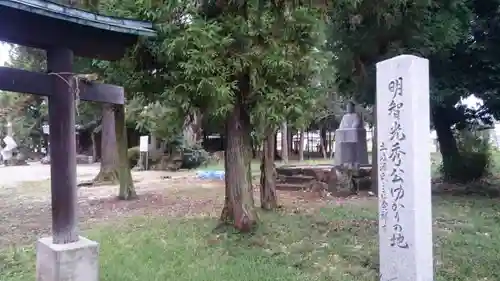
[334,128,369,166]
[36,236,99,281]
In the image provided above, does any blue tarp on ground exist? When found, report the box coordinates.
[196,170,225,180]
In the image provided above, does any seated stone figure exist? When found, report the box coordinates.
[334,101,369,166]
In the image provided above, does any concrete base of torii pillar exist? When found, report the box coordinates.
[36,236,99,281]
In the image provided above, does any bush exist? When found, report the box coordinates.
[127,146,140,167]
[128,146,166,168]
[180,145,210,169]
[439,130,492,183]
[127,142,209,170]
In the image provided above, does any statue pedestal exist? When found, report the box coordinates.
[334,128,369,166]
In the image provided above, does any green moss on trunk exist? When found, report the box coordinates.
[115,104,137,200]
[93,104,119,185]
[219,100,257,232]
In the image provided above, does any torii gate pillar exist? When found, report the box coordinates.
[0,1,156,280]
[47,48,78,243]
[38,48,99,281]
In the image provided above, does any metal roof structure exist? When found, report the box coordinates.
[0,0,156,60]
[0,0,156,37]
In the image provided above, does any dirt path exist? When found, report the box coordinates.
[0,165,217,248]
[0,163,100,185]
[0,164,374,249]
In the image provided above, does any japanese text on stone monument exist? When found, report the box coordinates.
[381,77,409,250]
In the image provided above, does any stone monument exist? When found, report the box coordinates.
[376,55,433,281]
[334,101,369,167]
[1,135,17,165]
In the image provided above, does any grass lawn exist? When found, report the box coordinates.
[2,194,500,281]
[3,151,500,280]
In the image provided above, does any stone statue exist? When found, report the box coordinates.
[1,135,16,164]
[334,101,369,166]
[338,102,362,130]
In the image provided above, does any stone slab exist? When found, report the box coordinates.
[36,236,99,281]
[335,128,360,143]
[376,54,433,281]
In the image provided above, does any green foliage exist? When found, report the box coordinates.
[125,97,184,142]
[327,0,472,105]
[248,7,333,131]
[1,45,102,148]
[439,129,493,183]
[324,0,499,174]
[0,92,45,146]
[168,135,210,169]
[92,0,331,143]
[7,45,46,71]
[127,146,140,167]
[449,0,500,120]
[180,144,210,169]
[0,46,47,146]
[127,142,209,170]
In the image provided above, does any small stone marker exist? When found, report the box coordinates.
[376,55,433,281]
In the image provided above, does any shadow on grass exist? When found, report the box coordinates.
[1,206,380,281]
[3,196,500,281]
[432,178,500,198]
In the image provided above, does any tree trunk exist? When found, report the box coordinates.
[43,133,49,157]
[306,131,310,156]
[280,121,288,163]
[298,130,305,161]
[220,147,234,222]
[260,128,278,210]
[371,105,378,194]
[329,134,335,159]
[183,117,196,147]
[320,126,327,159]
[327,132,331,157]
[274,133,282,160]
[150,135,157,151]
[91,132,97,163]
[433,107,460,174]
[183,111,203,147]
[93,104,119,184]
[219,95,257,232]
[147,135,160,166]
[194,111,203,144]
[6,118,13,137]
[251,137,258,159]
[115,104,137,200]
[160,140,167,154]
[280,122,289,163]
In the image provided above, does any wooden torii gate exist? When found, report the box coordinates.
[0,1,155,280]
